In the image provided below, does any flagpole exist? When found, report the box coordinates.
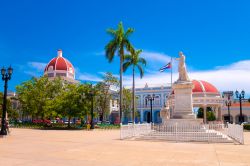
[170,56,173,89]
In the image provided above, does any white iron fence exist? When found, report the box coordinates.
[120,123,244,144]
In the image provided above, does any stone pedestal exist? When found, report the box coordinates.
[172,81,195,119]
[160,107,170,124]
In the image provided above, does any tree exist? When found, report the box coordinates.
[16,76,64,120]
[123,49,146,123]
[197,107,216,121]
[122,88,132,122]
[0,92,18,120]
[105,22,134,122]
[95,72,119,122]
[53,83,89,128]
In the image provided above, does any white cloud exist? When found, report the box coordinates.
[123,59,250,96]
[78,73,102,82]
[141,51,172,62]
[28,62,47,71]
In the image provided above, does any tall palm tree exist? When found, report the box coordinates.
[105,22,134,122]
[123,49,146,123]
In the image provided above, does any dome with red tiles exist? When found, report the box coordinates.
[192,80,219,93]
[171,80,219,94]
[44,49,75,80]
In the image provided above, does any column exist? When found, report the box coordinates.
[203,105,207,124]
[140,110,144,123]
[218,106,222,121]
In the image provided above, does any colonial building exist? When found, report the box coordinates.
[135,84,172,123]
[222,98,250,124]
[44,49,79,83]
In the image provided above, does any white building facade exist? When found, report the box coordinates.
[135,84,172,123]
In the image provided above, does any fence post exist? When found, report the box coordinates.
[175,122,178,142]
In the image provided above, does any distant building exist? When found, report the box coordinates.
[135,84,172,123]
[222,91,250,123]
[44,49,79,83]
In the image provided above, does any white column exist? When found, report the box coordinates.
[203,105,207,124]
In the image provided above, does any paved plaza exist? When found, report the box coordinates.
[0,129,250,166]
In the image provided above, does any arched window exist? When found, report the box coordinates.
[154,95,161,106]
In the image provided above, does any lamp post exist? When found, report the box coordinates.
[145,94,155,123]
[235,90,245,124]
[0,66,13,135]
[225,96,232,123]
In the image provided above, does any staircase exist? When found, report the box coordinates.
[134,125,234,143]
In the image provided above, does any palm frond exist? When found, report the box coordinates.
[106,28,117,37]
[105,40,118,62]
[125,28,135,38]
[123,54,132,61]
[138,57,147,66]
[123,61,132,73]
[136,65,144,78]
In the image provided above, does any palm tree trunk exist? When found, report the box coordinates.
[119,50,123,123]
[132,66,135,123]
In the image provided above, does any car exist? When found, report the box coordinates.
[241,122,250,125]
[51,120,57,124]
[64,121,73,124]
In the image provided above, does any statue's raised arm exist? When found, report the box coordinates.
[176,51,190,82]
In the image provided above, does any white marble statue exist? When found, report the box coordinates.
[176,51,190,82]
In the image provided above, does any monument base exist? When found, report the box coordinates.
[172,81,195,119]
[163,119,203,125]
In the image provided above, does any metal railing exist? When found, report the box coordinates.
[120,123,244,144]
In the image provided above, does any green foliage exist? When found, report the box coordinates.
[15,76,93,127]
[197,107,216,121]
[0,92,18,119]
[105,22,135,121]
[122,88,132,118]
[123,49,146,122]
[95,72,119,122]
[243,124,250,130]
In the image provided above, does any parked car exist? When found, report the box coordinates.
[64,121,73,124]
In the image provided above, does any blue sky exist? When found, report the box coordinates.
[0,0,250,96]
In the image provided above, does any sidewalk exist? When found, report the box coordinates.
[0,128,249,166]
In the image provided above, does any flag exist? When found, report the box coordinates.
[159,62,171,72]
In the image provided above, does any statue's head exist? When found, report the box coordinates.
[179,51,183,56]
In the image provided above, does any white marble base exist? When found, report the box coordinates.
[172,81,195,119]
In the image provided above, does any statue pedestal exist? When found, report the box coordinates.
[160,107,170,124]
[172,81,195,119]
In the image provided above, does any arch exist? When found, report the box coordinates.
[154,110,161,123]
[222,114,233,123]
[144,111,151,123]
[154,95,161,106]
[235,114,248,124]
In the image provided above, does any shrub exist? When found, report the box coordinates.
[243,124,250,130]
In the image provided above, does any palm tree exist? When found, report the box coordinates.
[105,22,134,122]
[123,49,146,123]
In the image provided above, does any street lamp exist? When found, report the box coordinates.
[0,66,13,135]
[145,94,155,123]
[235,90,245,124]
[224,95,232,123]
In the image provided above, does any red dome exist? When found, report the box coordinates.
[171,80,219,94]
[192,80,219,93]
[44,49,75,74]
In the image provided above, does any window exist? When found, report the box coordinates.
[48,73,54,77]
[56,73,66,77]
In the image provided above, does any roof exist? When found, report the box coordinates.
[192,80,219,93]
[44,50,75,74]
